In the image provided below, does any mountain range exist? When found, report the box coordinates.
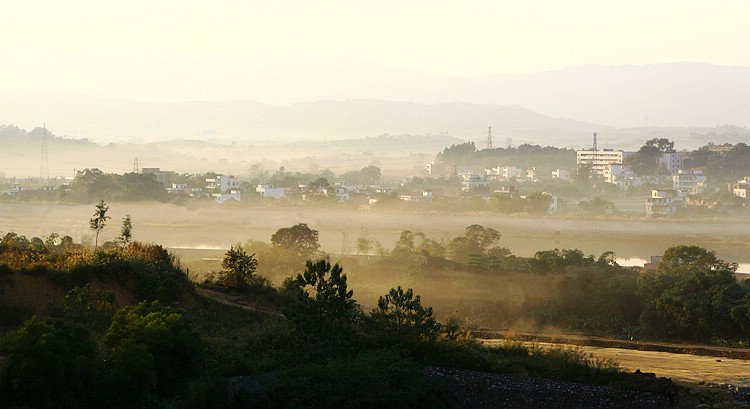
[0,62,748,150]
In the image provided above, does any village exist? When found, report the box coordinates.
[2,135,749,218]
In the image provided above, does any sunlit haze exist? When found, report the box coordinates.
[3,0,749,102]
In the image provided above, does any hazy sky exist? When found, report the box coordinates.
[2,0,749,102]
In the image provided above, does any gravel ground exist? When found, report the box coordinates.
[424,367,682,409]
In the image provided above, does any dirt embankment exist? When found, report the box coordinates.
[478,329,750,360]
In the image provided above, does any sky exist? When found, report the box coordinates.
[2,0,749,102]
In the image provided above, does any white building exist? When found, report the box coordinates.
[256,184,286,199]
[646,189,687,217]
[427,161,455,177]
[334,187,349,202]
[212,189,242,203]
[543,192,558,214]
[206,175,240,193]
[672,169,707,194]
[552,169,570,181]
[461,174,490,191]
[733,177,750,204]
[399,191,433,202]
[487,165,523,180]
[576,149,632,176]
[658,152,685,174]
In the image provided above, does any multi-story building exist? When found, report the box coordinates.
[426,161,456,177]
[672,169,707,194]
[733,177,750,205]
[576,149,633,177]
[646,189,687,217]
[141,167,175,187]
[206,175,240,193]
[658,152,685,174]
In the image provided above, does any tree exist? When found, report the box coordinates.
[89,200,110,248]
[627,138,675,176]
[104,301,203,399]
[292,259,358,337]
[271,223,320,259]
[370,286,440,343]
[119,215,133,247]
[658,245,734,274]
[220,245,259,288]
[0,317,100,408]
[448,224,508,265]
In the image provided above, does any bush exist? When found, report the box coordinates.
[0,316,101,408]
[104,301,204,400]
[258,349,446,409]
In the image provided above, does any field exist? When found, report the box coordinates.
[2,202,749,264]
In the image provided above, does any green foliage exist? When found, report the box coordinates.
[63,283,117,332]
[286,259,361,352]
[0,316,101,408]
[448,224,509,266]
[0,231,52,264]
[340,165,382,186]
[66,168,168,203]
[271,223,320,259]
[69,242,189,301]
[638,246,747,340]
[370,286,440,343]
[528,248,595,274]
[217,245,261,288]
[658,245,734,274]
[104,301,204,399]
[259,349,446,409]
[578,197,617,216]
[442,312,479,342]
[119,214,133,246]
[90,199,110,247]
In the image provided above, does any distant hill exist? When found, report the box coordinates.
[0,91,603,145]
[5,61,747,132]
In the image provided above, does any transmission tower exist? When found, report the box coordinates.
[486,127,493,150]
[133,158,140,173]
[40,123,49,186]
[592,132,598,177]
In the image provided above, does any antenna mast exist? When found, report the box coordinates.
[486,127,493,150]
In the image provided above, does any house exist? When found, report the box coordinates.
[334,187,349,202]
[206,175,240,192]
[256,184,286,199]
[494,186,519,198]
[672,169,707,194]
[212,189,242,203]
[486,165,522,180]
[552,169,570,181]
[141,168,175,187]
[732,177,750,205]
[167,183,188,194]
[399,191,433,202]
[461,174,489,191]
[646,189,687,217]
